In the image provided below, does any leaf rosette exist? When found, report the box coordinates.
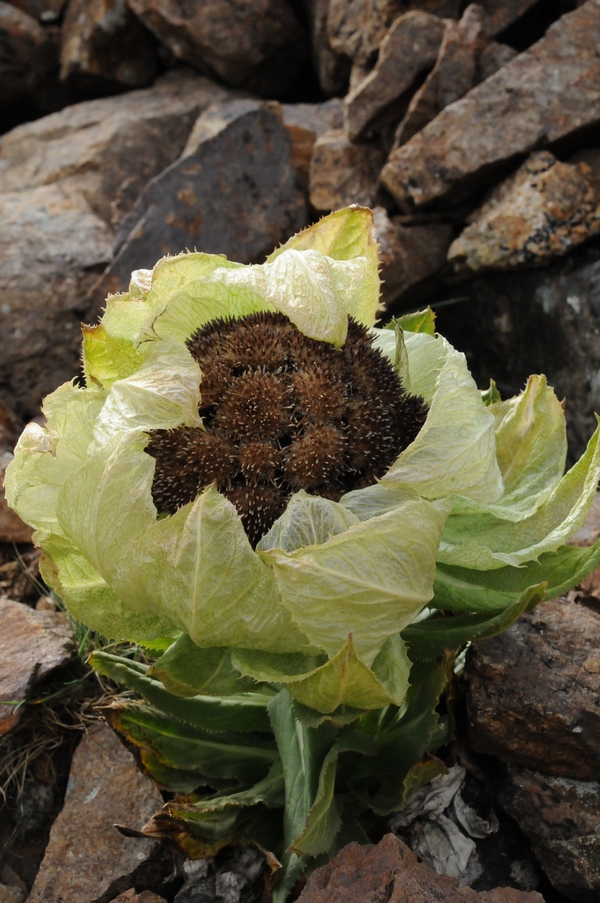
[6,207,600,718]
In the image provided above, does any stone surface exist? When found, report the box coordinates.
[394,5,487,148]
[60,0,158,87]
[373,206,453,307]
[128,0,307,97]
[475,41,518,84]
[304,0,350,96]
[437,251,600,463]
[476,0,540,36]
[27,721,164,903]
[465,596,600,780]
[309,128,384,210]
[448,151,600,271]
[0,2,59,123]
[326,0,461,68]
[0,403,31,543]
[381,0,600,210]
[0,598,74,734]
[344,10,446,141]
[296,833,544,902]
[93,99,307,308]
[281,98,343,186]
[7,0,65,21]
[498,765,600,903]
[0,72,232,418]
[109,891,167,903]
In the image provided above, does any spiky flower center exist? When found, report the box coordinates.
[146,313,427,546]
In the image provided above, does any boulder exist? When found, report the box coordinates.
[498,765,600,903]
[476,0,540,36]
[90,98,307,315]
[475,42,518,83]
[127,0,307,97]
[465,595,600,780]
[448,150,600,271]
[281,98,343,187]
[381,0,600,210]
[60,0,158,88]
[309,128,384,210]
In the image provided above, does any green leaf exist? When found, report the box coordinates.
[403,582,547,660]
[440,421,600,569]
[394,308,436,336]
[139,748,215,793]
[108,702,277,784]
[267,206,380,328]
[90,651,273,732]
[257,491,358,553]
[149,633,256,697]
[168,760,285,818]
[112,484,309,653]
[268,690,336,902]
[233,633,412,714]
[260,499,448,665]
[481,379,501,406]
[433,540,600,613]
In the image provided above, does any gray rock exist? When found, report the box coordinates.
[475,42,518,84]
[127,0,307,97]
[476,0,540,36]
[498,765,600,903]
[309,128,384,211]
[0,2,60,123]
[344,10,446,141]
[465,595,600,780]
[60,0,158,88]
[93,98,308,311]
[0,598,74,735]
[281,99,343,187]
[27,721,164,903]
[448,150,600,271]
[381,0,600,210]
[302,0,351,96]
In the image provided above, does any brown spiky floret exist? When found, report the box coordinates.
[147,312,428,547]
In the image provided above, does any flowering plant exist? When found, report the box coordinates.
[6,207,600,898]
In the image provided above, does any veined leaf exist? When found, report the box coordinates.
[149,634,255,697]
[394,308,436,336]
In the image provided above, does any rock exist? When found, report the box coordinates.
[394,5,487,148]
[476,0,539,36]
[344,11,446,141]
[60,0,158,88]
[448,151,600,271]
[109,891,167,903]
[127,0,307,97]
[7,0,65,22]
[0,598,74,734]
[437,251,600,462]
[0,403,31,543]
[326,0,462,68]
[570,494,600,600]
[309,128,384,211]
[0,2,59,124]
[381,0,600,211]
[0,885,25,903]
[173,849,265,903]
[303,0,351,96]
[94,98,308,307]
[570,147,600,198]
[475,42,518,83]
[465,596,600,780]
[0,72,232,418]
[27,721,165,903]
[296,832,544,902]
[498,765,600,903]
[373,206,453,308]
[281,99,343,186]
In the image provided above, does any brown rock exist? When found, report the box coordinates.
[326,0,462,68]
[374,206,453,307]
[28,721,164,903]
[309,129,384,211]
[475,41,518,83]
[570,147,600,198]
[60,0,158,87]
[109,891,167,903]
[476,0,539,36]
[448,151,600,271]
[281,99,343,187]
[92,99,308,309]
[304,0,351,96]
[394,5,487,147]
[498,765,600,903]
[296,833,543,903]
[0,2,59,121]
[128,0,307,97]
[0,598,74,734]
[381,0,600,211]
[465,596,600,780]
[7,0,65,20]
[344,10,446,141]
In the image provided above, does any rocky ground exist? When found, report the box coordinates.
[1,1,600,901]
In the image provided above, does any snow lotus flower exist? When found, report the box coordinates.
[5,208,600,720]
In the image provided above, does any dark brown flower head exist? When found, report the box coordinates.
[146,312,427,547]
